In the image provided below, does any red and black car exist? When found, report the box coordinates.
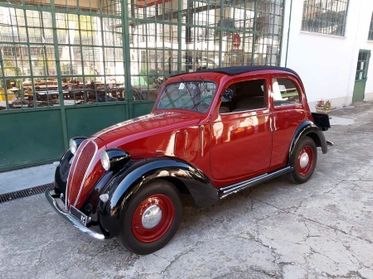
[46,66,330,254]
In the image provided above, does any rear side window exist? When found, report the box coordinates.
[272,78,301,106]
[220,79,266,113]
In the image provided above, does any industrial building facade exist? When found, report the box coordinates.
[1,0,373,171]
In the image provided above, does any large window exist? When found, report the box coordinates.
[369,13,373,41]
[301,0,349,36]
[0,1,124,110]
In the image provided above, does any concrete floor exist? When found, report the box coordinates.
[1,102,373,279]
[0,163,55,194]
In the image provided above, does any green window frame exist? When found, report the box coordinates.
[301,0,349,36]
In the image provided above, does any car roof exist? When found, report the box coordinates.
[201,65,299,76]
[170,65,299,78]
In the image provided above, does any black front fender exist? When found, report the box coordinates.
[98,157,218,236]
[54,150,73,195]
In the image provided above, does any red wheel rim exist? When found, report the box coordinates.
[132,194,175,243]
[296,146,315,176]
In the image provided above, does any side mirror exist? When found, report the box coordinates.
[221,88,234,102]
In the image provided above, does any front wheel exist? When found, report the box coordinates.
[289,136,317,184]
[120,180,182,254]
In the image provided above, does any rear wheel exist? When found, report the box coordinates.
[289,136,317,184]
[120,180,182,254]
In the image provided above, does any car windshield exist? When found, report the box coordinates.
[157,81,217,113]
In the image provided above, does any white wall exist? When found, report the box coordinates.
[281,0,373,109]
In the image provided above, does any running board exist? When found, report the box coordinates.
[219,166,293,199]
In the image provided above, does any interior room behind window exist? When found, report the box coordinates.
[220,79,266,113]
[272,78,300,106]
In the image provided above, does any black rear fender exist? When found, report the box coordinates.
[312,112,331,131]
[289,121,328,160]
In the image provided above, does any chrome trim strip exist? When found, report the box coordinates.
[219,107,270,116]
[219,166,293,199]
[45,190,105,240]
[73,140,98,207]
[200,125,204,157]
[65,140,89,209]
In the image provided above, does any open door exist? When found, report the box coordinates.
[352,50,371,103]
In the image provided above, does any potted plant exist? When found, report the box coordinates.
[315,99,332,114]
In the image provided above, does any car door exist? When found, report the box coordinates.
[209,77,272,184]
[269,75,307,171]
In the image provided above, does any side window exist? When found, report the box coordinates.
[272,78,301,107]
[219,79,266,113]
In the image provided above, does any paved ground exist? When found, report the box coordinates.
[1,102,373,279]
[0,163,55,194]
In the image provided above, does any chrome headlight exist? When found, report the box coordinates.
[101,149,131,171]
[69,139,78,155]
[101,151,111,171]
[69,137,87,155]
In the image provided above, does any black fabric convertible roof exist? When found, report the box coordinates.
[203,65,299,76]
[171,65,300,78]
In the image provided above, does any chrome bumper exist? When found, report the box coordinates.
[45,190,106,240]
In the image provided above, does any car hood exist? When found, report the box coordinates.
[93,110,203,148]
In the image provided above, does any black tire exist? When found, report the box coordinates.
[289,136,317,184]
[120,180,182,255]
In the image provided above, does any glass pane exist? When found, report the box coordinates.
[1,44,31,76]
[158,81,217,113]
[302,0,349,36]
[3,77,33,109]
[62,76,85,106]
[33,78,59,108]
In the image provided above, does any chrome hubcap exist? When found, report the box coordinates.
[141,204,163,229]
[299,152,310,168]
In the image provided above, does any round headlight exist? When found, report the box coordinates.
[100,149,131,171]
[101,151,110,171]
[69,139,78,155]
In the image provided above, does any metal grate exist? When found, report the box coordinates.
[0,182,54,204]
[301,0,349,36]
[0,0,124,110]
[128,0,285,100]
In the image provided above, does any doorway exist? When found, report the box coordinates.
[353,50,371,103]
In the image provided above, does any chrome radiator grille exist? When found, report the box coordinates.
[66,140,97,208]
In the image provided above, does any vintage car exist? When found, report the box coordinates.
[46,66,330,254]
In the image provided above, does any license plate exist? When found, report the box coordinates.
[70,206,89,226]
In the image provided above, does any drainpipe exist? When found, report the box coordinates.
[285,0,294,67]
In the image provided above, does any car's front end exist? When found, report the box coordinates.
[46,111,217,243]
[46,136,132,239]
